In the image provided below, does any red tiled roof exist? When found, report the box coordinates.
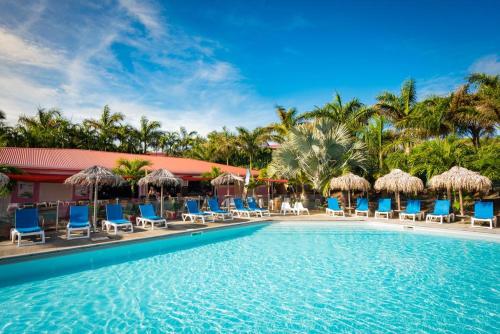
[0,147,256,177]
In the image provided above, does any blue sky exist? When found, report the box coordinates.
[0,0,499,133]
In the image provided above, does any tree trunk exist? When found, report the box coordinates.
[396,191,401,211]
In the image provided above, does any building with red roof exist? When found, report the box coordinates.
[0,147,260,204]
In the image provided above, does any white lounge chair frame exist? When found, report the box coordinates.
[471,216,497,229]
[399,211,424,222]
[206,210,234,221]
[326,207,345,217]
[66,222,90,240]
[11,227,45,247]
[355,209,369,217]
[374,210,393,219]
[425,213,454,224]
[280,202,296,215]
[136,216,168,230]
[102,220,134,235]
[294,202,310,215]
[181,212,214,224]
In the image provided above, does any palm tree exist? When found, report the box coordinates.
[159,131,180,156]
[235,127,269,170]
[267,106,305,142]
[84,105,124,151]
[137,116,162,153]
[177,127,200,152]
[113,158,152,196]
[116,125,140,153]
[375,79,420,153]
[207,127,235,165]
[302,93,372,131]
[18,107,71,147]
[270,119,366,195]
[450,73,499,148]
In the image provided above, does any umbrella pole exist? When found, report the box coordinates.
[459,189,464,216]
[93,181,98,232]
[396,191,401,211]
[56,200,59,232]
[160,185,164,218]
[348,190,351,209]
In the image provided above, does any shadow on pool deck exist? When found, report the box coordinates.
[1,211,498,260]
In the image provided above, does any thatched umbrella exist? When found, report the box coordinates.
[138,168,180,217]
[330,172,370,209]
[0,172,9,188]
[428,166,491,216]
[374,169,424,210]
[211,172,244,196]
[65,166,125,230]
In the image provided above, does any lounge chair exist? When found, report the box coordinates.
[280,202,296,215]
[293,202,310,215]
[471,201,497,229]
[11,208,45,247]
[136,204,168,230]
[247,197,271,216]
[103,204,134,234]
[374,198,393,219]
[182,200,214,224]
[426,200,454,224]
[399,200,424,222]
[232,198,257,217]
[67,205,91,240]
[325,198,345,217]
[207,198,233,221]
[355,198,369,217]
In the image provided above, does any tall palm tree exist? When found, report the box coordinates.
[83,105,124,151]
[450,73,499,148]
[177,127,199,152]
[18,107,70,147]
[137,116,162,153]
[207,127,235,165]
[302,93,371,131]
[235,126,269,170]
[270,119,366,194]
[375,79,420,153]
[267,106,305,142]
[113,158,152,196]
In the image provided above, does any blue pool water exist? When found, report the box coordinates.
[0,222,499,333]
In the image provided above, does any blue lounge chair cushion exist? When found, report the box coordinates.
[16,226,42,233]
[404,200,421,214]
[68,221,90,228]
[328,198,342,211]
[142,215,163,220]
[377,198,392,213]
[474,201,494,219]
[234,198,251,211]
[208,199,229,214]
[186,200,208,215]
[15,208,40,229]
[139,204,160,219]
[108,219,131,224]
[356,198,369,211]
[106,204,125,221]
[248,201,266,211]
[432,200,450,215]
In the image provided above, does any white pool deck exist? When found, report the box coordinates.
[1,212,498,262]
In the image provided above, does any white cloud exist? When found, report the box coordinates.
[417,75,463,98]
[0,27,66,69]
[468,54,500,75]
[118,0,163,35]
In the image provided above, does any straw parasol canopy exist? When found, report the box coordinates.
[428,166,491,216]
[138,168,180,217]
[65,166,125,230]
[374,169,424,210]
[211,172,244,196]
[0,172,9,188]
[330,172,370,209]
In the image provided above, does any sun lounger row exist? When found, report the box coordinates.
[325,197,496,228]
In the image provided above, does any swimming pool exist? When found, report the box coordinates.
[0,222,498,333]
